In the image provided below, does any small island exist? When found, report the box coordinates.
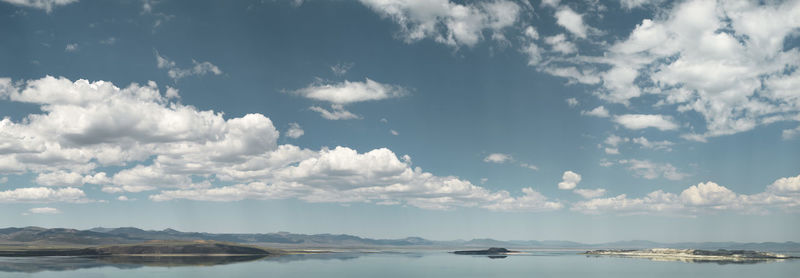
[452,247,514,255]
[583,248,799,263]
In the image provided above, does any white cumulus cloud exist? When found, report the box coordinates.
[558,170,581,190]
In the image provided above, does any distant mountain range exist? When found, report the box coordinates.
[2,227,799,251]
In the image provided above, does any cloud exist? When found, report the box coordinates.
[309,104,361,120]
[582,106,609,118]
[574,188,606,199]
[543,0,800,139]
[604,134,628,147]
[783,125,800,140]
[603,135,673,153]
[545,34,577,54]
[0,76,561,212]
[285,122,304,139]
[28,207,60,214]
[64,43,78,52]
[519,163,538,171]
[35,171,109,187]
[768,174,800,193]
[358,0,521,48]
[632,136,673,151]
[0,187,87,203]
[565,98,579,107]
[99,37,117,45]
[117,195,129,201]
[331,62,354,76]
[573,173,800,215]
[483,187,564,212]
[618,159,687,180]
[554,6,587,38]
[155,51,222,81]
[293,78,407,120]
[150,146,562,212]
[390,129,399,136]
[1,0,77,12]
[619,0,661,9]
[483,153,513,164]
[558,170,581,190]
[292,78,407,105]
[614,114,679,131]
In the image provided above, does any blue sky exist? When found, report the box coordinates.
[0,0,799,243]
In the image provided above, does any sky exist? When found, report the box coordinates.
[0,0,799,243]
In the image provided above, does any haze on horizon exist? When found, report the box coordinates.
[0,0,798,243]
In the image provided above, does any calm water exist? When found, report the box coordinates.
[1,251,798,277]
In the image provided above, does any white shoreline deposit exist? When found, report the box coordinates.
[583,248,796,262]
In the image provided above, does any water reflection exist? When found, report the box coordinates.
[0,252,424,273]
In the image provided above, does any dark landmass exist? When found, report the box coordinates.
[0,240,283,257]
[2,226,799,251]
[453,247,513,255]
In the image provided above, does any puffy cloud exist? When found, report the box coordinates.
[1,0,77,12]
[483,153,513,163]
[614,114,679,131]
[582,106,610,117]
[573,173,800,215]
[0,187,87,203]
[0,76,280,182]
[573,188,606,199]
[293,79,407,120]
[783,125,800,140]
[358,0,521,47]
[518,0,800,140]
[680,181,737,206]
[35,171,109,187]
[0,76,562,211]
[618,159,686,180]
[768,174,800,193]
[285,122,304,139]
[28,207,60,214]
[554,6,587,38]
[64,43,78,52]
[151,146,562,212]
[155,51,222,81]
[292,79,407,105]
[558,170,581,190]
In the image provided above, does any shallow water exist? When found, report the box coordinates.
[1,250,798,277]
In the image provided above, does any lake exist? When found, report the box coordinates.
[1,250,798,277]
